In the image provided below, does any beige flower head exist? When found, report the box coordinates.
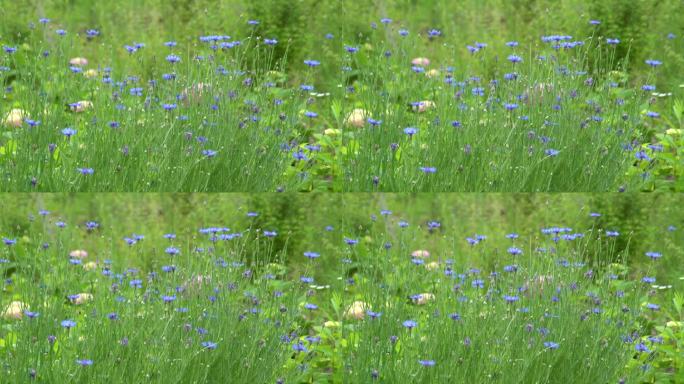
[425,261,440,271]
[69,57,89,66]
[411,249,430,258]
[70,293,93,305]
[69,100,93,113]
[83,261,98,271]
[83,69,98,78]
[1,301,27,320]
[411,57,430,67]
[344,301,369,320]
[426,69,440,78]
[2,109,27,127]
[413,100,435,113]
[344,108,369,128]
[412,293,435,305]
[69,250,88,259]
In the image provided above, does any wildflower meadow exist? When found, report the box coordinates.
[0,194,682,383]
[0,1,682,191]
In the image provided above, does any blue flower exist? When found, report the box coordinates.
[507,55,522,63]
[304,252,320,259]
[304,60,320,67]
[304,303,318,310]
[61,319,77,329]
[264,38,278,45]
[77,168,94,175]
[62,127,77,138]
[418,360,435,366]
[507,247,522,256]
[201,341,218,350]
[166,54,181,64]
[402,320,417,329]
[645,251,662,260]
[76,359,93,366]
[645,59,662,67]
[404,127,418,136]
[420,167,437,173]
[543,341,559,349]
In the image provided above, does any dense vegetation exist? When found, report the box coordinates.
[0,194,682,382]
[1,0,682,191]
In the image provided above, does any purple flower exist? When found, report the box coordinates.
[61,320,76,329]
[76,359,93,366]
[418,360,436,366]
[402,320,417,329]
[645,251,662,260]
[645,59,662,67]
[420,167,437,173]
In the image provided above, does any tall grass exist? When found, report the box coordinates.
[0,196,681,382]
[1,12,673,191]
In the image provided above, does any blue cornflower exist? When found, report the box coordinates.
[165,247,180,255]
[304,60,320,67]
[164,41,177,47]
[507,55,522,63]
[506,41,519,47]
[77,168,94,175]
[545,149,560,157]
[503,295,519,303]
[166,54,181,63]
[162,295,176,303]
[61,319,76,329]
[201,341,218,350]
[504,103,518,110]
[76,359,93,366]
[162,103,177,111]
[635,343,650,353]
[366,310,382,319]
[403,320,417,329]
[420,167,437,173]
[645,251,662,260]
[264,38,278,45]
[507,247,522,256]
[62,127,77,137]
[304,303,318,310]
[419,360,436,366]
[427,29,441,37]
[645,59,662,67]
[635,151,651,161]
[304,252,320,259]
[292,342,307,353]
[340,238,356,247]
[2,238,16,246]
[304,111,318,118]
[202,149,218,157]
[344,45,359,53]
[606,38,620,45]
[646,303,660,311]
[404,127,418,136]
[543,342,560,349]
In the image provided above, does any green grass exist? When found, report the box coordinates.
[0,0,682,191]
[1,193,682,383]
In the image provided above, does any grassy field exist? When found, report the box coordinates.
[0,0,682,191]
[0,193,682,382]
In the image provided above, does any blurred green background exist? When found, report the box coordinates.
[0,193,682,284]
[1,0,682,91]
